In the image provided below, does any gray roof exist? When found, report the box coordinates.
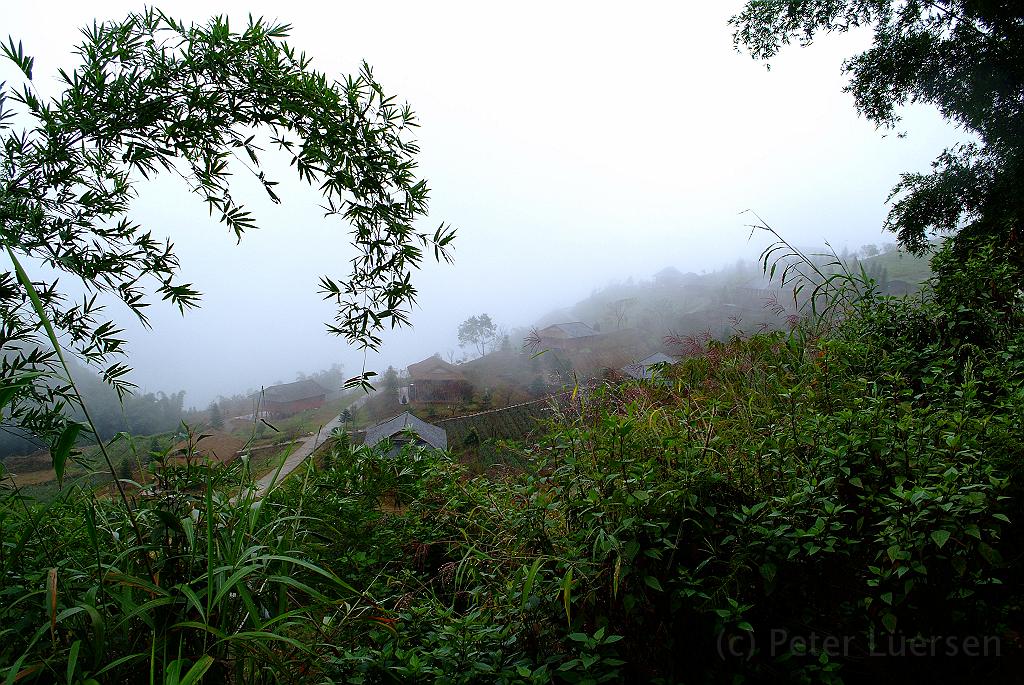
[621,353,677,380]
[261,379,327,403]
[363,412,448,451]
[541,322,597,339]
[654,266,683,279]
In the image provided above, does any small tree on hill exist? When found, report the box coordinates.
[458,314,499,357]
[208,402,224,430]
[606,298,636,330]
[383,366,401,396]
[117,456,133,480]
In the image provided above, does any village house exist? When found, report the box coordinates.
[406,355,472,402]
[363,411,448,456]
[621,352,678,380]
[534,322,600,351]
[258,379,327,418]
[653,266,701,288]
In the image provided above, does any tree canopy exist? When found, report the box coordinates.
[458,313,498,358]
[731,1,1024,257]
[0,9,454,450]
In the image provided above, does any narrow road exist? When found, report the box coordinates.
[250,413,343,497]
[249,393,370,498]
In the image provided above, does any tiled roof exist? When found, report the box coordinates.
[407,355,468,382]
[621,353,677,380]
[261,379,327,403]
[363,412,448,451]
[539,322,597,339]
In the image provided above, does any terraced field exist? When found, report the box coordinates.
[437,396,554,447]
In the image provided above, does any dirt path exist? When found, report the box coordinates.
[250,413,344,498]
[249,393,371,498]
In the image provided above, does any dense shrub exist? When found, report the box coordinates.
[4,275,1023,683]
[267,290,1023,682]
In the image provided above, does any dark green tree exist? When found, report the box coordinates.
[208,402,224,430]
[309,363,345,396]
[147,435,162,461]
[731,2,1024,262]
[117,456,133,480]
[382,366,401,395]
[0,9,454,459]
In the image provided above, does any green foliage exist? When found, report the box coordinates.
[266,251,1021,681]
[4,255,1023,681]
[1,7,453,451]
[0,444,357,683]
[731,1,1024,269]
[459,314,499,357]
[2,6,1023,684]
[0,356,188,459]
[207,402,223,430]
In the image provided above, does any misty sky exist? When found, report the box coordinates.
[4,1,965,407]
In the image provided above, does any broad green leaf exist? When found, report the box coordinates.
[52,422,83,486]
[881,612,897,633]
[179,655,214,685]
[978,541,1003,566]
[930,529,951,549]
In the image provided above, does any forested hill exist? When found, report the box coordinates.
[0,353,188,459]
[535,244,932,346]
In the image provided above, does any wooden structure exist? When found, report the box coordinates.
[407,355,472,403]
[259,380,327,418]
[534,322,599,351]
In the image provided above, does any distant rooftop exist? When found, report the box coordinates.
[621,352,677,380]
[538,322,597,339]
[260,379,327,403]
[407,355,468,382]
[364,412,448,451]
[653,266,683,279]
[654,266,700,284]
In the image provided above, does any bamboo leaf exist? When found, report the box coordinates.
[562,567,573,626]
[179,656,214,685]
[521,558,543,609]
[52,422,83,486]
[47,568,58,644]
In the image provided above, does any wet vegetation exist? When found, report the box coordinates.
[4,1,1024,683]
[6,248,1021,681]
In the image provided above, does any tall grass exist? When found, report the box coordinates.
[1,248,360,683]
[0,436,368,683]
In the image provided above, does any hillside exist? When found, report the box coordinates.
[3,2,1023,683]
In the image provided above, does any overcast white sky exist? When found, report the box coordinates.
[4,1,963,406]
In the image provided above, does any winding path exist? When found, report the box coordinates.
[249,393,369,498]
